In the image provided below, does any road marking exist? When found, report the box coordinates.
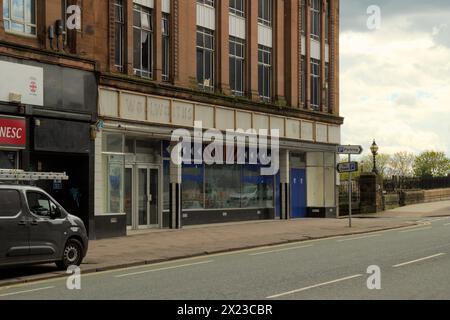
[337,234,381,242]
[399,227,432,234]
[266,274,362,299]
[393,253,446,268]
[115,260,214,278]
[0,286,55,298]
[249,245,313,256]
[444,223,450,226]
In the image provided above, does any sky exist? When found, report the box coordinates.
[340,0,450,158]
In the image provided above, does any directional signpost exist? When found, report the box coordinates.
[337,145,363,228]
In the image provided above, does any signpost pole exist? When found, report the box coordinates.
[348,153,352,228]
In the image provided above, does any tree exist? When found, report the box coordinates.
[413,151,450,177]
[389,152,415,177]
[360,153,392,178]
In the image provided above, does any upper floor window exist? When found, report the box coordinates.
[197,0,215,7]
[114,0,125,72]
[325,0,330,43]
[311,58,320,111]
[258,0,272,27]
[258,45,272,102]
[197,27,215,91]
[229,36,245,96]
[311,0,321,40]
[300,0,306,35]
[162,13,170,81]
[133,4,154,79]
[229,0,245,17]
[3,0,37,36]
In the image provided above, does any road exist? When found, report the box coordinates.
[1,217,450,300]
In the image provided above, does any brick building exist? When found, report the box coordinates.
[0,0,342,239]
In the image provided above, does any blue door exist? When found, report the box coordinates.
[290,168,307,218]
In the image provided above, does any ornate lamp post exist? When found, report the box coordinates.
[370,140,379,174]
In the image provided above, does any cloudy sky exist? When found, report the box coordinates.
[340,0,450,157]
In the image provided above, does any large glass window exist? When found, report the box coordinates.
[3,0,36,35]
[310,0,321,40]
[182,164,205,210]
[229,0,245,17]
[258,0,272,26]
[205,165,241,209]
[133,4,153,79]
[258,45,272,102]
[114,0,125,72]
[311,58,320,111]
[242,165,274,208]
[229,36,245,96]
[162,13,170,81]
[0,190,21,217]
[197,27,215,91]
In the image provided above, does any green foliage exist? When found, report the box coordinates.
[413,151,450,177]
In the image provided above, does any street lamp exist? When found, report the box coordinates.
[370,140,379,174]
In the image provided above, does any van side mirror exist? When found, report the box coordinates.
[51,206,63,219]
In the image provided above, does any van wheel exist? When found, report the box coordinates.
[56,239,83,270]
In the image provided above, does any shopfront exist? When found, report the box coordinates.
[95,87,341,236]
[0,115,26,169]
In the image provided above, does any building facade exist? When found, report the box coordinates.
[0,0,342,239]
[0,0,98,236]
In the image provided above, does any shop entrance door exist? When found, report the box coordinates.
[290,168,307,218]
[137,166,160,228]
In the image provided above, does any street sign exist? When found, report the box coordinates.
[337,162,359,173]
[337,145,363,155]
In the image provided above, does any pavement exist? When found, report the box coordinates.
[0,200,449,289]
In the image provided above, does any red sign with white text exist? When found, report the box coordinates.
[0,117,26,148]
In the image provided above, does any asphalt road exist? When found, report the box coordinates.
[1,217,450,300]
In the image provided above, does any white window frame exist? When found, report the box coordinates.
[229,36,245,96]
[3,0,37,37]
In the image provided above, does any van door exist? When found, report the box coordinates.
[25,191,63,262]
[0,189,30,265]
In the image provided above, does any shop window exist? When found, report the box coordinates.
[3,0,37,36]
[205,165,241,209]
[163,160,170,211]
[0,151,18,169]
[242,165,274,208]
[103,134,123,153]
[105,155,124,214]
[182,164,205,210]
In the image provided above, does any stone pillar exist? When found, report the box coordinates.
[359,173,384,214]
[154,0,163,82]
[284,0,299,108]
[217,0,230,94]
[274,0,285,105]
[247,0,260,100]
[279,150,290,220]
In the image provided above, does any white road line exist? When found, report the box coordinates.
[249,245,313,256]
[0,286,55,298]
[337,234,382,242]
[115,260,214,278]
[393,253,446,268]
[400,227,433,233]
[266,274,363,299]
